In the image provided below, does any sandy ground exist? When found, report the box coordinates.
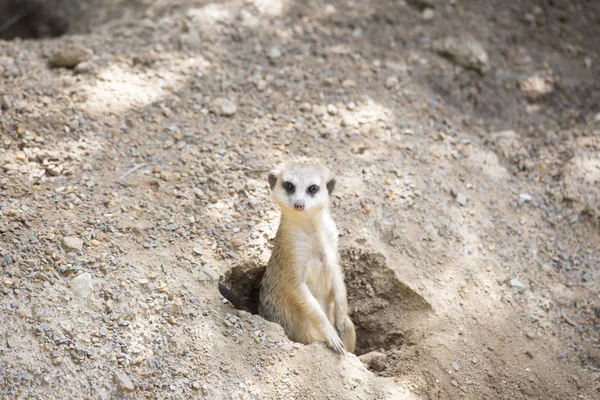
[1,0,599,399]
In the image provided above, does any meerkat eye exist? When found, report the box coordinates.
[307,184,319,194]
[283,181,295,193]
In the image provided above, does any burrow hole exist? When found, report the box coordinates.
[219,248,432,372]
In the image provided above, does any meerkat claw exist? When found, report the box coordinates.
[327,333,347,354]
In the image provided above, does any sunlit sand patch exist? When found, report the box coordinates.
[249,0,290,17]
[79,56,207,115]
[186,3,233,25]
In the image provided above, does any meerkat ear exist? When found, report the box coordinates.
[268,171,278,189]
[326,179,336,195]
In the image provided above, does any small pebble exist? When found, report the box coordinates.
[509,279,527,293]
[62,236,83,252]
[231,238,244,248]
[422,8,435,20]
[49,44,93,68]
[115,372,135,392]
[456,193,468,206]
[211,98,237,117]
[385,76,398,88]
[70,273,94,298]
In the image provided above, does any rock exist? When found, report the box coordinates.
[456,193,468,206]
[256,80,267,91]
[193,187,205,198]
[299,102,312,112]
[268,47,281,60]
[490,130,531,169]
[62,236,83,252]
[518,193,532,205]
[586,348,600,368]
[452,361,460,371]
[509,278,527,293]
[3,163,19,172]
[193,247,203,256]
[49,44,93,69]
[74,60,97,75]
[433,36,489,73]
[70,273,94,298]
[115,372,135,392]
[519,193,532,202]
[582,272,591,282]
[132,51,158,66]
[385,60,408,74]
[327,104,338,115]
[231,238,244,249]
[561,311,576,326]
[358,351,387,365]
[422,8,435,20]
[341,116,356,128]
[1,95,13,110]
[46,164,64,176]
[520,75,553,99]
[385,76,398,89]
[561,154,600,226]
[211,98,237,117]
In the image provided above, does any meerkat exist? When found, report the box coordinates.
[258,161,355,353]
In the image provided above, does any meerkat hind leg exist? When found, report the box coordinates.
[340,316,356,353]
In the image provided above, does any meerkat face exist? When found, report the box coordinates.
[268,162,336,214]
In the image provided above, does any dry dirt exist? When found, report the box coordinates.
[1,0,599,399]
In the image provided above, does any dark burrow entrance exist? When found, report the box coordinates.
[218,248,432,372]
[0,0,111,40]
[0,1,69,40]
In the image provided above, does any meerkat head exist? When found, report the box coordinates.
[268,162,336,215]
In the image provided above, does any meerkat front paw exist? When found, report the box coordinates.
[325,328,347,353]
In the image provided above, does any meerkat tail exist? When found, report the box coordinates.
[218,282,252,313]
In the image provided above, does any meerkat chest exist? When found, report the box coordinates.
[292,218,338,292]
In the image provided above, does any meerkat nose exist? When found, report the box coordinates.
[294,202,305,211]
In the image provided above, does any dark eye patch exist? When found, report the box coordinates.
[283,181,295,194]
[307,185,319,195]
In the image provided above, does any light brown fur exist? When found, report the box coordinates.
[258,162,356,353]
